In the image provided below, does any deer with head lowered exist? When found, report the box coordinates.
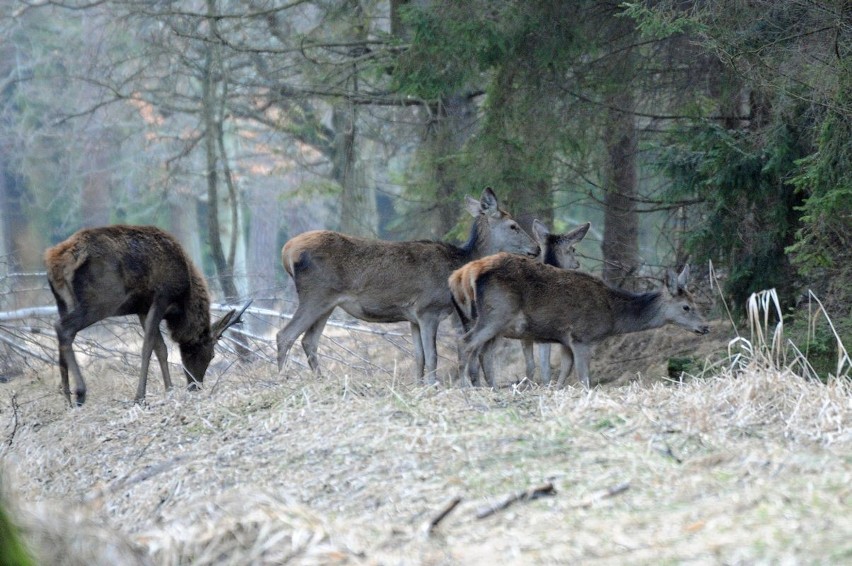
[450,253,709,388]
[45,225,250,406]
[276,187,540,383]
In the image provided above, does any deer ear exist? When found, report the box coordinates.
[563,222,591,245]
[531,219,549,244]
[212,310,237,341]
[211,300,252,341]
[479,187,501,218]
[677,264,690,291]
[666,269,678,295]
[465,195,481,217]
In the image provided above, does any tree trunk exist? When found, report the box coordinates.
[334,102,376,237]
[601,9,639,287]
[168,189,202,265]
[245,186,278,333]
[421,95,476,239]
[203,0,239,303]
[334,0,376,238]
[601,94,639,286]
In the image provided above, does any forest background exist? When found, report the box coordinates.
[1,0,849,374]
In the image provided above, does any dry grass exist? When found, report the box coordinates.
[0,309,850,564]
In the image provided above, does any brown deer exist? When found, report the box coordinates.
[44,225,250,406]
[452,220,591,385]
[522,220,590,384]
[450,253,709,388]
[276,187,540,383]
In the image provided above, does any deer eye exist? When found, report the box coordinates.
[682,305,691,312]
[510,224,520,231]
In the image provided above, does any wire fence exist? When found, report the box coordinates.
[0,270,465,386]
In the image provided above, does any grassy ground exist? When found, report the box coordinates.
[0,319,850,565]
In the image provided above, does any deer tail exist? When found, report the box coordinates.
[448,264,479,321]
[44,238,88,307]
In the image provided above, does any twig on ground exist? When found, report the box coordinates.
[576,481,631,509]
[6,392,20,446]
[476,482,556,519]
[422,496,463,535]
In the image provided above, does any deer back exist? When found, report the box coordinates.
[281,188,539,319]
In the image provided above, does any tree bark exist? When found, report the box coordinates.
[421,95,476,239]
[601,95,639,286]
[601,9,639,287]
[335,0,377,237]
[203,0,239,303]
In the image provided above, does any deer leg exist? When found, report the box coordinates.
[409,321,425,379]
[555,345,575,388]
[301,309,333,374]
[461,318,506,388]
[54,307,105,407]
[277,301,333,372]
[449,311,468,385]
[479,338,501,388]
[539,343,553,385]
[418,314,441,385]
[136,303,167,403]
[570,342,593,389]
[54,321,84,407]
[464,334,497,388]
[522,339,536,381]
[139,314,172,391]
[557,345,575,388]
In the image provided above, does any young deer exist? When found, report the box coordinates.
[276,187,540,383]
[452,220,591,385]
[45,225,249,406]
[450,253,709,388]
[522,220,591,384]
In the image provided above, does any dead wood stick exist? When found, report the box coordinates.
[423,496,463,535]
[6,393,20,446]
[576,481,631,509]
[476,482,556,520]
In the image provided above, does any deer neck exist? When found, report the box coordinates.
[612,291,665,335]
[460,215,496,261]
[166,274,212,345]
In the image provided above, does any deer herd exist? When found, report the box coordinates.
[44,187,709,406]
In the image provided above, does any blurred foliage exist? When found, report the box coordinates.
[660,116,807,311]
[640,0,850,325]
[0,495,34,566]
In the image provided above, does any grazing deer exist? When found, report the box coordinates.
[522,220,590,385]
[276,187,540,383]
[44,225,250,406]
[450,253,709,388]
